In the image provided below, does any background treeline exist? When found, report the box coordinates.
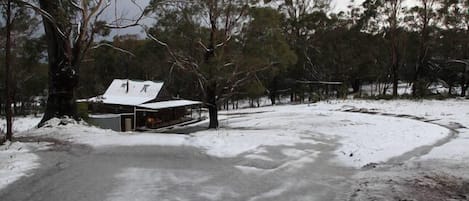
[1,0,468,116]
[0,4,47,116]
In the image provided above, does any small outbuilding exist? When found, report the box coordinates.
[79,79,203,132]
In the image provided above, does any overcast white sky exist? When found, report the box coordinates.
[106,0,357,38]
[115,0,357,15]
[107,0,419,20]
[104,0,418,39]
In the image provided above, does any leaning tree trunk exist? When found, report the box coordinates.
[38,0,79,126]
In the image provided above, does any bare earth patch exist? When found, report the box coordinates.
[350,163,469,201]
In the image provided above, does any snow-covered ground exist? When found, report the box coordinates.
[1,99,468,193]
[0,115,42,190]
[315,99,469,200]
[9,104,448,168]
[0,141,49,190]
[357,82,466,96]
[0,115,41,133]
[315,99,469,163]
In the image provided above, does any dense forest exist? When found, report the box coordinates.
[1,0,468,127]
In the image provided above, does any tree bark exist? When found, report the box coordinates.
[4,0,13,142]
[413,0,430,97]
[390,0,401,97]
[462,70,468,97]
[204,4,219,129]
[392,65,399,96]
[38,0,79,126]
[269,76,278,105]
[207,83,218,128]
[391,40,399,97]
[462,84,467,97]
[270,95,276,105]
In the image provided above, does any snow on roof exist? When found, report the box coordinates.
[81,79,164,106]
[104,79,163,102]
[80,79,203,108]
[138,100,202,110]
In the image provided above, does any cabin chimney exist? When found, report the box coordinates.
[126,79,129,93]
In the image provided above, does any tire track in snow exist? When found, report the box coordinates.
[340,107,459,167]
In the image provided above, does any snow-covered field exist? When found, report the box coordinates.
[316,99,469,200]
[315,99,469,162]
[1,99,468,192]
[356,82,465,96]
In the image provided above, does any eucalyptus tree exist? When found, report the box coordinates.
[243,7,297,105]
[1,0,41,141]
[276,0,332,100]
[15,0,143,125]
[361,0,407,96]
[146,0,286,128]
[406,0,443,96]
[1,0,13,142]
[381,0,406,97]
[436,0,469,96]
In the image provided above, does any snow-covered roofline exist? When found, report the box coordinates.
[78,79,203,110]
[79,79,165,106]
[138,100,202,110]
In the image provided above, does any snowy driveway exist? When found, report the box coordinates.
[0,101,461,201]
[1,142,356,201]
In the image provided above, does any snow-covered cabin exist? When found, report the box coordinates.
[79,79,203,132]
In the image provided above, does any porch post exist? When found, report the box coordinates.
[133,107,136,131]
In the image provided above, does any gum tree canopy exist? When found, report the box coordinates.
[29,0,141,126]
[146,0,295,128]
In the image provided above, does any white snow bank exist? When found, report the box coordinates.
[0,115,41,133]
[27,121,190,148]
[0,141,49,190]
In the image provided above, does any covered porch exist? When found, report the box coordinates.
[134,100,203,131]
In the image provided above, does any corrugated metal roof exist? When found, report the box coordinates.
[79,79,164,106]
[78,79,202,109]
